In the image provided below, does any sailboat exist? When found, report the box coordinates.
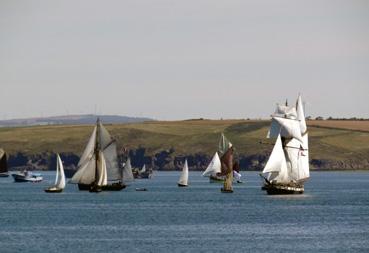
[261,95,309,195]
[122,158,134,185]
[218,133,234,193]
[0,149,9,177]
[134,164,153,179]
[202,152,222,182]
[70,118,126,192]
[45,154,66,193]
[178,159,189,187]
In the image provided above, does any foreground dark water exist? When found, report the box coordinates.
[0,171,368,253]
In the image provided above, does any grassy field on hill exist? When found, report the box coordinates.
[0,120,369,164]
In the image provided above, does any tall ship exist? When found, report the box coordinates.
[45,154,66,193]
[0,149,9,177]
[261,95,309,194]
[70,118,126,192]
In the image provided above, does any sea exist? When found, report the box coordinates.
[0,171,368,253]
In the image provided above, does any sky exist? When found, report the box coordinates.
[0,0,368,120]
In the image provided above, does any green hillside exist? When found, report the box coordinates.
[1,120,369,164]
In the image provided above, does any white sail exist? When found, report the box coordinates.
[285,137,301,181]
[98,123,121,181]
[140,164,146,174]
[77,126,97,167]
[122,158,134,183]
[296,94,307,134]
[55,154,66,189]
[299,133,310,181]
[71,125,97,184]
[274,104,298,119]
[178,159,189,186]
[202,152,221,177]
[270,117,303,142]
[103,142,121,181]
[96,151,108,186]
[262,135,290,183]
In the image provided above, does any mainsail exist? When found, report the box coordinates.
[122,158,134,183]
[178,159,189,186]
[0,149,8,174]
[55,154,66,189]
[263,95,310,185]
[202,152,221,177]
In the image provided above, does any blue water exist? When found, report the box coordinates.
[0,171,368,253]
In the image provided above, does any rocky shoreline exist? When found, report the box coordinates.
[6,147,369,174]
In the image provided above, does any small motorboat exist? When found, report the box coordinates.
[135,188,147,191]
[12,170,43,183]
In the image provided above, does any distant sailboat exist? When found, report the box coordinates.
[122,158,134,184]
[45,154,66,193]
[70,118,126,192]
[0,149,9,177]
[218,133,234,193]
[202,152,221,182]
[134,164,153,179]
[178,159,189,187]
[261,95,309,194]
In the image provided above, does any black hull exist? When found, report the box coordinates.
[78,183,126,192]
[101,183,126,191]
[221,188,233,193]
[135,188,147,191]
[178,184,188,187]
[264,184,304,195]
[0,173,9,177]
[45,188,63,193]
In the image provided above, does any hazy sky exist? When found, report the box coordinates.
[1,0,368,120]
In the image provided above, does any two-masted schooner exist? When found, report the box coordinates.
[0,149,9,177]
[261,95,309,194]
[70,118,126,192]
[45,154,66,193]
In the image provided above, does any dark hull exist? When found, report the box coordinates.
[221,187,233,193]
[135,188,147,191]
[101,183,126,191]
[0,173,9,177]
[78,183,126,191]
[263,184,304,195]
[178,183,188,187]
[44,188,63,193]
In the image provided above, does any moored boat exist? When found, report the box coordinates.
[12,170,43,182]
[45,154,66,193]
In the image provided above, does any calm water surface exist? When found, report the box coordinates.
[0,171,368,253]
